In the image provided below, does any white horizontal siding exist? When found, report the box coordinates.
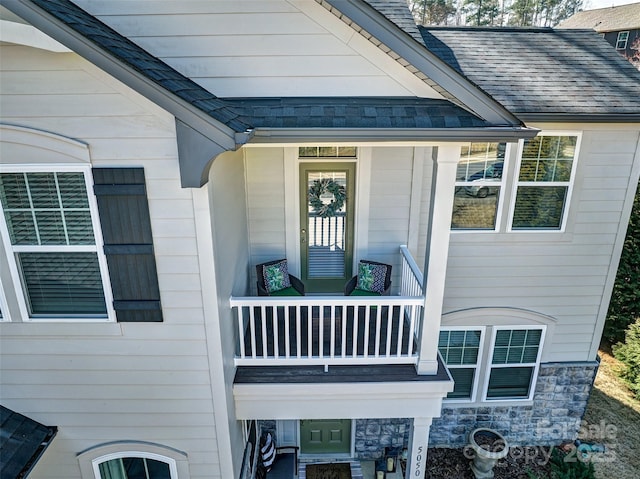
[0,44,222,478]
[72,0,439,98]
[444,128,640,362]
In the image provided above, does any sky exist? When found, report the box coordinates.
[582,0,638,10]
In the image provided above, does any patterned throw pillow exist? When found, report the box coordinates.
[356,261,387,293]
[263,260,291,293]
[260,432,276,471]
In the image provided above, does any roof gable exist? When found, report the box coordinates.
[420,26,640,121]
[558,3,640,32]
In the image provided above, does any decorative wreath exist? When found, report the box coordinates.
[308,178,346,218]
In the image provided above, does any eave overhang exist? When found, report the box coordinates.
[249,126,539,144]
[517,113,640,123]
[322,0,523,127]
[2,0,253,188]
[0,405,57,479]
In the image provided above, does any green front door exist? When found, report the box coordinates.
[300,419,351,454]
[300,163,355,293]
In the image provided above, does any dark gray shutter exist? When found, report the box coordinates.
[92,168,163,322]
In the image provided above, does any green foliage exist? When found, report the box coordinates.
[613,318,640,400]
[409,0,457,25]
[549,448,595,479]
[604,184,640,344]
[461,0,501,26]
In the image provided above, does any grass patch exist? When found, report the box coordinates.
[582,347,640,479]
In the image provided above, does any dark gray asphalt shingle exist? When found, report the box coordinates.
[223,97,490,129]
[1,406,57,479]
[420,27,640,117]
[363,0,423,42]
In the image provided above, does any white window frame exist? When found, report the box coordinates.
[92,451,178,479]
[616,31,629,49]
[451,142,510,232]
[508,132,581,233]
[481,325,546,402]
[0,164,115,322]
[440,326,486,403]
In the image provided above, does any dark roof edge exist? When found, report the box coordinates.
[4,0,248,151]
[519,113,640,123]
[326,0,522,126]
[20,426,58,479]
[249,126,539,143]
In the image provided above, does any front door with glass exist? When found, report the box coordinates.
[300,163,355,293]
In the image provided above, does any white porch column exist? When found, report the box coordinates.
[406,417,433,479]
[417,144,462,374]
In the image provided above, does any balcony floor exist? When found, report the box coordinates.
[239,305,416,360]
[233,360,451,384]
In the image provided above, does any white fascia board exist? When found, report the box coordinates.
[233,380,454,420]
[0,19,70,52]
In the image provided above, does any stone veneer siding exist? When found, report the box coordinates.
[354,418,411,459]
[429,362,599,447]
[257,362,598,459]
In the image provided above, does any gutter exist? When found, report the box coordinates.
[248,126,540,144]
[518,113,640,123]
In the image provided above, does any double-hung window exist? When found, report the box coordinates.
[616,31,629,50]
[484,327,545,401]
[441,325,546,403]
[510,134,579,231]
[439,328,484,401]
[452,142,506,230]
[0,168,111,320]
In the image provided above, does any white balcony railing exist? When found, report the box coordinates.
[231,246,425,367]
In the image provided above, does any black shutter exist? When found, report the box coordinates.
[92,168,163,322]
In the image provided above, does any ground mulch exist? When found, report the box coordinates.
[424,446,553,478]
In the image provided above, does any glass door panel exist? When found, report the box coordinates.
[300,163,355,293]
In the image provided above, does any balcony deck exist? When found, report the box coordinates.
[231,246,426,368]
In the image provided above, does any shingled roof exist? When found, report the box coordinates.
[224,97,491,129]
[1,406,57,479]
[362,0,423,42]
[558,3,640,32]
[420,27,640,121]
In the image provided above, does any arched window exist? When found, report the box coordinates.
[77,442,189,479]
[93,453,177,479]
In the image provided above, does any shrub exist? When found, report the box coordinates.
[613,318,640,400]
[549,448,595,479]
[604,184,640,345]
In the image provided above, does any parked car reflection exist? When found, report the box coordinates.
[464,161,503,198]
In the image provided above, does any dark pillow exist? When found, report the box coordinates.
[263,260,291,293]
[356,261,387,293]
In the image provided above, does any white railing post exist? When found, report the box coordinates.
[230,247,428,367]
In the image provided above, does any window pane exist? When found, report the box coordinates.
[465,330,481,346]
[5,211,37,244]
[299,147,318,157]
[0,173,30,209]
[337,146,357,157]
[318,146,337,157]
[495,330,511,346]
[452,191,499,229]
[512,186,567,229]
[448,368,475,399]
[487,367,533,399]
[146,459,171,479]
[492,347,508,364]
[462,347,479,364]
[27,173,59,209]
[18,252,107,316]
[526,329,542,345]
[447,347,463,364]
[0,172,94,246]
[122,457,146,479]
